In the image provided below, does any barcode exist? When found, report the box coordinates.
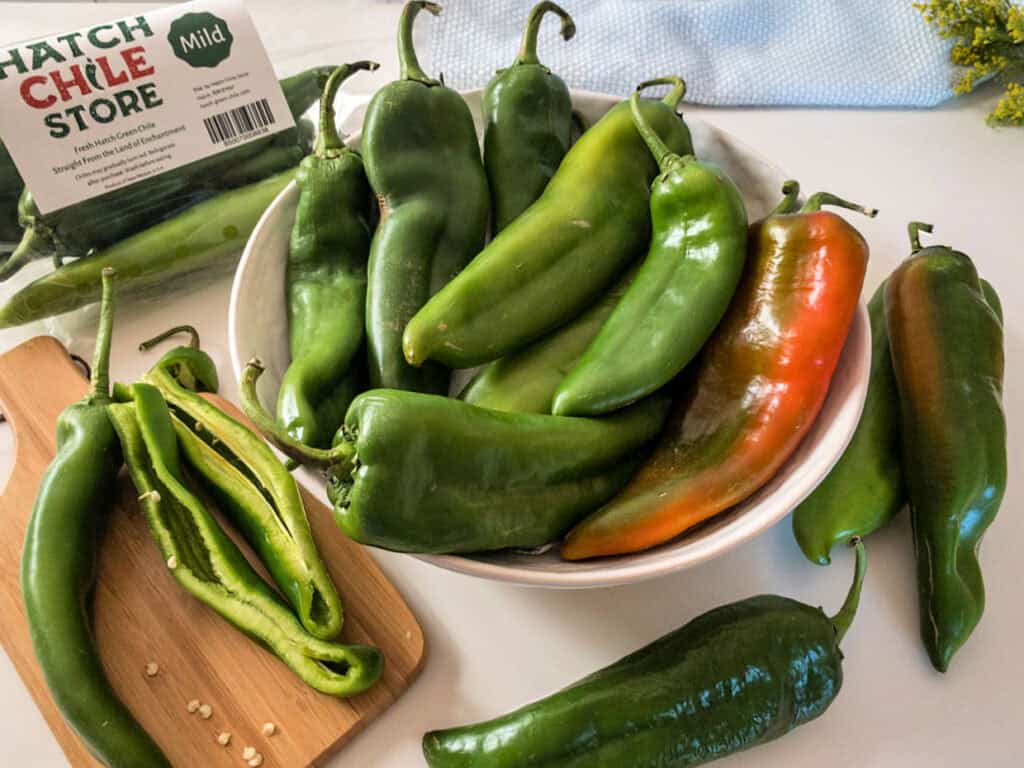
[203,98,276,144]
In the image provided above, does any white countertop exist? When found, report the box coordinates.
[1,3,1021,767]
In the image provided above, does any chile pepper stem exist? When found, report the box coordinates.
[399,1,442,87]
[516,2,575,67]
[89,268,116,401]
[907,221,934,252]
[829,537,867,645]
[801,192,878,218]
[139,325,200,352]
[629,91,680,172]
[0,228,48,283]
[316,61,380,155]
[770,180,801,216]
[239,359,356,471]
[636,76,687,110]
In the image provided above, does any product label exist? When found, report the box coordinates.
[0,0,293,214]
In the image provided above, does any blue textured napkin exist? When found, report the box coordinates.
[431,0,957,107]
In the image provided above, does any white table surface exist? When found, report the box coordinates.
[1,3,1021,767]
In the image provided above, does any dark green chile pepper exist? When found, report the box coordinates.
[885,222,1006,672]
[0,141,23,252]
[552,92,748,416]
[424,540,867,767]
[483,1,575,232]
[21,270,170,767]
[460,266,636,414]
[239,361,669,553]
[108,383,381,697]
[792,282,904,565]
[133,329,345,640]
[0,169,295,328]
[0,67,332,281]
[363,1,489,393]
[403,77,694,369]
[274,62,378,449]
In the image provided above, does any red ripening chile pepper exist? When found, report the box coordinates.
[562,184,874,560]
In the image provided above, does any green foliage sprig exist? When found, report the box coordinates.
[916,0,1024,125]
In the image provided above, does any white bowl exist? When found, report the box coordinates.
[229,89,871,589]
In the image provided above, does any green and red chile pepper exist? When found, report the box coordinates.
[424,540,867,768]
[277,62,378,449]
[885,223,1006,672]
[21,270,170,767]
[363,1,489,393]
[563,185,873,560]
[402,77,694,369]
[792,281,904,565]
[483,1,575,232]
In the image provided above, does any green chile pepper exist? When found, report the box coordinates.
[134,330,345,640]
[424,540,867,767]
[108,384,381,697]
[22,270,170,768]
[363,1,489,393]
[239,361,669,554]
[483,1,575,232]
[0,141,23,252]
[792,282,904,565]
[885,222,1006,672]
[460,267,636,414]
[0,168,295,328]
[275,62,378,449]
[552,92,747,416]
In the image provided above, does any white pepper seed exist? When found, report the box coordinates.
[261,722,276,737]
[217,732,231,746]
[144,662,159,677]
[198,703,212,719]
[187,699,200,713]
[242,746,256,760]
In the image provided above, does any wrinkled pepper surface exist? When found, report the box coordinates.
[885,222,1006,672]
[425,540,867,768]
[483,1,575,232]
[363,1,489,393]
[563,185,873,559]
[403,77,693,369]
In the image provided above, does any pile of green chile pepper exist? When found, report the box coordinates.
[0,66,334,282]
[22,270,171,768]
[363,0,489,394]
[425,540,867,767]
[402,76,693,370]
[276,62,378,450]
[483,1,575,232]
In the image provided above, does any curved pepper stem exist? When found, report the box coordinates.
[316,61,380,155]
[239,359,356,472]
[88,267,117,403]
[516,1,575,67]
[399,1,442,87]
[829,537,867,645]
[907,221,934,252]
[138,325,219,394]
[629,90,689,173]
[801,192,878,219]
[636,76,687,110]
[139,325,200,352]
[0,228,48,283]
[770,180,801,216]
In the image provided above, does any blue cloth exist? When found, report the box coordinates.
[430,0,957,107]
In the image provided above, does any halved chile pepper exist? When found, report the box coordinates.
[108,383,381,697]
[562,183,873,560]
[135,327,344,640]
[885,222,1006,672]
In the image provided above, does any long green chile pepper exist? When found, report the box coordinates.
[276,62,377,449]
[108,385,381,696]
[135,328,344,640]
[552,92,748,416]
[792,282,904,565]
[483,1,575,231]
[885,222,1006,672]
[363,1,489,393]
[22,270,170,768]
[0,169,295,328]
[403,77,693,369]
[460,266,636,414]
[0,141,23,252]
[240,361,669,553]
[424,539,867,768]
[0,67,333,281]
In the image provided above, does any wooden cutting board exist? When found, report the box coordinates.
[0,336,425,768]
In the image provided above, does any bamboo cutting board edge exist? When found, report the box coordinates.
[0,335,425,768]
